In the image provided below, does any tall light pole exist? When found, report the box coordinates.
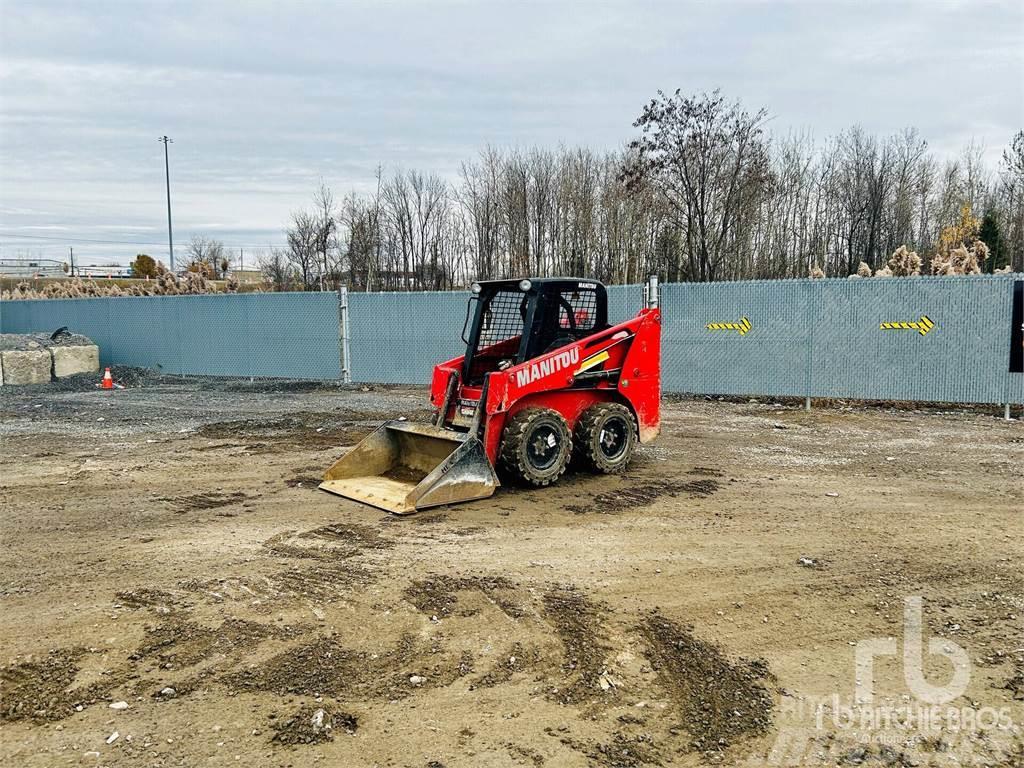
[159,136,175,271]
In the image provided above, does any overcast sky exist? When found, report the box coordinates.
[1,0,1021,267]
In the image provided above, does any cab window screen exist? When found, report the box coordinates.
[559,289,598,331]
[478,290,526,352]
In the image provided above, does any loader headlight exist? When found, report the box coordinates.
[518,279,532,292]
[471,282,482,294]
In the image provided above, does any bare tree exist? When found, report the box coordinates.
[998,131,1024,270]
[286,210,321,290]
[186,235,227,278]
[624,89,771,281]
[312,181,338,289]
[459,147,503,280]
[272,95,1019,291]
[339,191,377,291]
[257,248,295,291]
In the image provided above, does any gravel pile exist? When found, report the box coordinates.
[0,330,95,351]
[0,334,46,352]
[1,366,155,394]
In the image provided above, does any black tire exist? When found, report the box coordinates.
[573,402,637,474]
[498,408,572,487]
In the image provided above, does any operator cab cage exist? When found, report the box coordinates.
[462,278,609,386]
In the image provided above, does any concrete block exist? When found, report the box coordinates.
[0,349,52,385]
[51,345,100,378]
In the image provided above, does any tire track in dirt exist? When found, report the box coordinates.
[403,574,528,619]
[0,649,108,724]
[563,470,721,514]
[128,617,299,668]
[542,587,615,708]
[639,611,774,755]
[3,508,778,766]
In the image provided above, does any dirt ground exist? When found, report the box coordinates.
[1,374,1021,767]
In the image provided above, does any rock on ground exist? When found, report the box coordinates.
[0,332,99,385]
[0,349,52,385]
[50,345,99,378]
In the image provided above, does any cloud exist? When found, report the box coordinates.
[1,0,1021,265]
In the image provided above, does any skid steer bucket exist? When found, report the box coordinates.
[319,421,499,515]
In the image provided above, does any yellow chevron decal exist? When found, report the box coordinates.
[880,315,935,336]
[705,317,752,336]
[575,350,610,374]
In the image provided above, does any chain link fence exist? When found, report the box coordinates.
[660,276,1022,404]
[2,276,1021,405]
[0,292,342,379]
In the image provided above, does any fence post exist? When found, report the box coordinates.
[645,274,659,309]
[1004,278,1019,421]
[804,279,815,411]
[338,286,352,384]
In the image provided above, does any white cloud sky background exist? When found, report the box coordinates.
[1,0,1021,266]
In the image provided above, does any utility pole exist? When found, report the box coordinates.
[370,162,382,292]
[159,136,175,271]
[69,246,75,277]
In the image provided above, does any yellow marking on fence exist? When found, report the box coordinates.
[880,315,935,336]
[705,316,752,336]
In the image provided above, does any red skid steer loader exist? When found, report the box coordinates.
[320,276,661,514]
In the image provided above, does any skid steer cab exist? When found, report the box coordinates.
[321,276,661,514]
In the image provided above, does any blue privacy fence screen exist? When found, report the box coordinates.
[806,277,1016,403]
[345,283,647,385]
[347,290,466,384]
[659,275,1022,404]
[1,276,1020,404]
[0,292,341,379]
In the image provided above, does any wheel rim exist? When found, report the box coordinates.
[598,416,629,460]
[526,423,561,470]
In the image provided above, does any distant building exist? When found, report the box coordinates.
[0,259,136,279]
[0,258,65,278]
[78,265,132,279]
[232,269,265,284]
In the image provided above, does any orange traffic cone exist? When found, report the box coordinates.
[100,368,114,390]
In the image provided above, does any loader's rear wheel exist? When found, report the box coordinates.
[574,403,637,474]
[499,408,572,486]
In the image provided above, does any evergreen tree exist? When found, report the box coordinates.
[979,212,1003,273]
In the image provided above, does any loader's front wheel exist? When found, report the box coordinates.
[574,403,637,474]
[499,408,572,486]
